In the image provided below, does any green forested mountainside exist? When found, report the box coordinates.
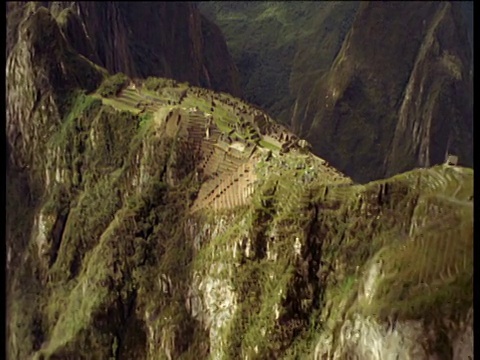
[6,2,473,360]
[199,1,359,124]
[199,1,473,183]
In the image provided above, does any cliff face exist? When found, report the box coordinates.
[297,1,473,182]
[6,3,105,174]
[32,1,242,96]
[199,1,473,183]
[6,2,473,360]
[384,2,473,177]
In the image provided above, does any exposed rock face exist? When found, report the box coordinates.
[294,1,472,183]
[6,2,473,360]
[200,1,473,183]
[384,2,473,177]
[6,3,104,172]
[44,1,242,96]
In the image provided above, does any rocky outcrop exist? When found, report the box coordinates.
[293,1,473,183]
[6,3,104,172]
[384,2,473,176]
[42,1,242,96]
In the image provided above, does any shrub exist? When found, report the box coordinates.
[97,73,130,98]
[144,77,176,92]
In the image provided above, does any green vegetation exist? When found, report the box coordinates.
[97,73,130,98]
[199,2,300,124]
[366,199,473,322]
[201,2,473,185]
[8,100,473,359]
[100,96,141,113]
[192,158,322,358]
[199,2,358,124]
[19,6,104,115]
[144,76,177,92]
[189,156,472,358]
[8,77,214,358]
[259,139,280,151]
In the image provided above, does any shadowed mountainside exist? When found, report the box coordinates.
[298,1,473,183]
[199,1,473,183]
[7,2,241,97]
[199,1,359,124]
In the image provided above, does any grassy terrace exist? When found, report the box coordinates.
[92,76,290,156]
[92,95,140,114]
[259,139,280,152]
[180,87,268,146]
[93,85,167,114]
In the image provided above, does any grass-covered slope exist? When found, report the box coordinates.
[195,162,472,359]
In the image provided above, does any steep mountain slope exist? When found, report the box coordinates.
[299,1,473,183]
[6,2,473,360]
[199,1,359,123]
[7,2,241,97]
[199,1,473,183]
[6,2,105,180]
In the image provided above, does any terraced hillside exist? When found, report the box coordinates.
[97,77,342,215]
[6,71,473,359]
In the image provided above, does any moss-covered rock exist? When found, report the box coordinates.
[97,73,130,98]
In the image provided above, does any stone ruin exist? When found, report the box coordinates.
[445,154,458,166]
[158,85,342,213]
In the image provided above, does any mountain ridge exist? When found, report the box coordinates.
[8,2,242,96]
